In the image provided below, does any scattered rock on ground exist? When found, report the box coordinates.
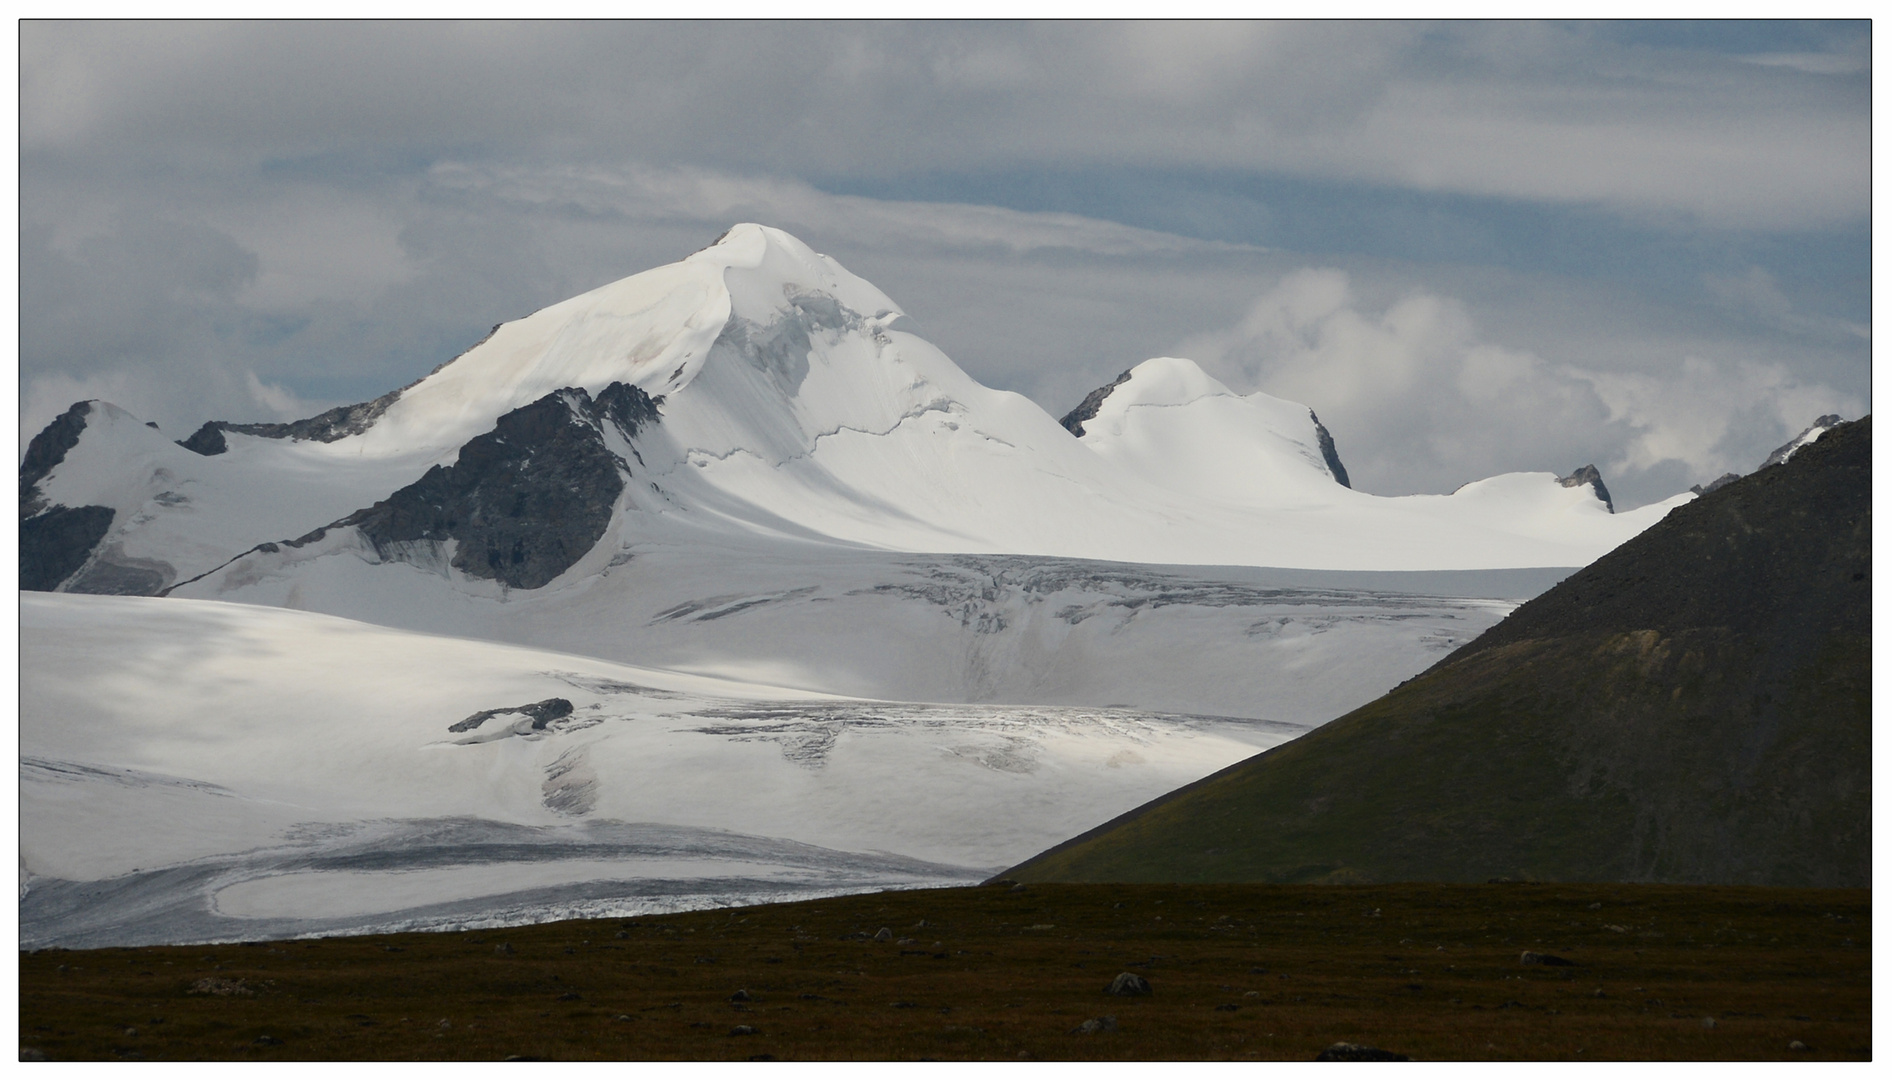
[873,928,893,942]
[1072,1016,1118,1035]
[1520,951,1575,966]
[1316,1042,1409,1061]
[730,1025,758,1037]
[1106,972,1152,996]
[187,978,253,997]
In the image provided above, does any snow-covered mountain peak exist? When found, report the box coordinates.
[1099,356,1238,409]
[262,224,901,462]
[23,222,1701,600]
[689,223,903,330]
[1072,356,1351,502]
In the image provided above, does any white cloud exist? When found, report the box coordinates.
[21,22,1868,231]
[1173,269,1864,507]
[21,361,314,457]
[1585,355,1865,481]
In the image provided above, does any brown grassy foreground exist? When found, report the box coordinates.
[19,882,1868,1061]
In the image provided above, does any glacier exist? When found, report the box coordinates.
[19,223,1696,946]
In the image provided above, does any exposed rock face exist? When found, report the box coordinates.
[1762,414,1845,469]
[180,392,405,455]
[1310,410,1352,488]
[20,505,115,592]
[20,401,119,591]
[1058,370,1133,437]
[343,382,661,591]
[177,423,228,456]
[1691,473,1741,496]
[1557,464,1614,513]
[449,698,576,733]
[588,380,664,440]
[20,401,92,514]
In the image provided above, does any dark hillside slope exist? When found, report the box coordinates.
[1010,417,1869,887]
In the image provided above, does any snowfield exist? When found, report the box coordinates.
[20,224,1697,946]
[24,594,1311,947]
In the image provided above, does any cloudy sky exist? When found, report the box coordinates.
[20,20,1869,508]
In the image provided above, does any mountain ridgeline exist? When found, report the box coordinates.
[1007,416,1870,888]
[165,381,666,595]
[15,224,1711,598]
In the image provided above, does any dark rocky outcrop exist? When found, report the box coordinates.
[342,383,661,591]
[449,698,575,734]
[177,423,228,456]
[1006,418,1870,887]
[1691,473,1741,496]
[20,401,118,591]
[20,505,115,592]
[1310,410,1351,488]
[225,395,405,444]
[589,380,664,439]
[1762,414,1844,469]
[1557,464,1614,513]
[20,401,92,513]
[1058,370,1133,437]
[180,392,407,455]
[1105,972,1152,996]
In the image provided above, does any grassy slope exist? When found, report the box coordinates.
[1010,418,1869,886]
[18,882,1871,1062]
